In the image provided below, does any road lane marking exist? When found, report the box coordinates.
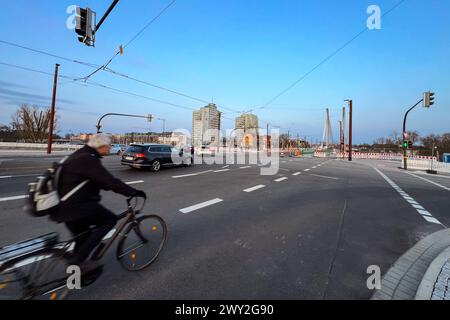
[0,174,41,179]
[293,172,301,176]
[312,166,317,169]
[374,168,444,226]
[274,177,288,182]
[214,169,230,173]
[222,165,230,169]
[179,198,224,214]
[310,174,339,180]
[304,169,310,172]
[0,195,28,203]
[172,170,212,179]
[126,180,144,185]
[244,185,266,193]
[239,166,251,169]
[406,172,450,192]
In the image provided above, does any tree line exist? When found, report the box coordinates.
[0,104,61,143]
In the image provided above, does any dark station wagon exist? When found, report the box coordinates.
[121,144,192,172]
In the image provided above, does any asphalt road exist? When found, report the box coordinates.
[0,154,448,300]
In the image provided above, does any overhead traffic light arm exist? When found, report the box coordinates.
[94,0,120,35]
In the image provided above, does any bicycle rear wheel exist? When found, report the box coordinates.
[0,248,70,300]
[116,215,167,272]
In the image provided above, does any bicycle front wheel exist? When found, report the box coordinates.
[116,215,167,272]
[0,248,70,300]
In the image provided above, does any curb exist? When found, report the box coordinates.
[372,228,450,300]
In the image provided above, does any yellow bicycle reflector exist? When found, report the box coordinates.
[50,292,58,300]
[131,252,137,260]
[152,226,158,232]
[0,283,7,290]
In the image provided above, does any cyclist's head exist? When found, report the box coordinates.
[88,134,112,156]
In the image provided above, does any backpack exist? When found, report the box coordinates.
[25,157,88,217]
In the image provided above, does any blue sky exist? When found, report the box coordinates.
[0,0,449,143]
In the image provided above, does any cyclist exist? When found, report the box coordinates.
[50,134,146,273]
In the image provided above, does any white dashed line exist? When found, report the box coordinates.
[243,185,266,193]
[0,176,12,179]
[274,177,288,182]
[239,166,251,169]
[214,169,230,173]
[293,172,302,176]
[222,165,230,169]
[126,180,144,185]
[179,198,224,214]
[304,169,310,172]
[374,168,443,226]
[0,195,28,203]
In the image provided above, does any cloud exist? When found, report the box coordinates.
[0,80,30,90]
[0,87,76,106]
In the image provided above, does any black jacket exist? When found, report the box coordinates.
[51,146,138,222]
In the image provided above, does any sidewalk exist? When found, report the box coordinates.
[372,228,450,300]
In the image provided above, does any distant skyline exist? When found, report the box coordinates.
[0,0,449,144]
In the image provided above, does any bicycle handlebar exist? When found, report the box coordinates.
[126,195,147,213]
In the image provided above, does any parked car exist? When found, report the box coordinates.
[121,144,191,172]
[110,144,127,155]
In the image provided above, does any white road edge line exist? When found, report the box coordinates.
[239,166,251,169]
[179,198,224,214]
[293,172,302,176]
[374,167,444,226]
[304,169,310,172]
[214,169,230,173]
[243,185,266,193]
[274,177,288,182]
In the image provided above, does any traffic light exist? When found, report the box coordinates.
[423,91,435,108]
[408,141,413,149]
[75,7,95,46]
[403,140,408,149]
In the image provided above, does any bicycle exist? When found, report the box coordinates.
[0,196,167,300]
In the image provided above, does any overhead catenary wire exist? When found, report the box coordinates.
[259,0,407,110]
[0,61,199,113]
[80,0,178,82]
[0,39,242,112]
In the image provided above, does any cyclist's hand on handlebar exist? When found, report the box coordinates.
[134,190,147,199]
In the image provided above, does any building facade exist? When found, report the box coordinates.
[234,113,259,148]
[192,103,221,147]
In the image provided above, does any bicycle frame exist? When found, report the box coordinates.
[88,198,146,261]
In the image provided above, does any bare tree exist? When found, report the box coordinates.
[11,104,58,143]
[407,131,420,144]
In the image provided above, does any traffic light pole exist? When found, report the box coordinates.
[96,113,152,133]
[47,64,60,155]
[402,99,423,170]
